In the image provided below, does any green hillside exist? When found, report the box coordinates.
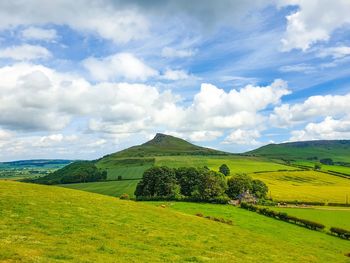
[248,140,350,162]
[102,133,229,158]
[27,161,106,185]
[1,181,350,262]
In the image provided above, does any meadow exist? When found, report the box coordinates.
[1,180,350,263]
[251,170,350,203]
[269,206,350,230]
[62,179,138,197]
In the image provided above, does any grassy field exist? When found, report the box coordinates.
[269,206,350,230]
[1,181,350,262]
[251,170,350,203]
[155,155,298,174]
[61,179,138,197]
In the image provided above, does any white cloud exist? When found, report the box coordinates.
[290,116,350,141]
[279,63,315,73]
[270,92,350,127]
[161,47,195,58]
[223,129,261,145]
[0,1,149,44]
[83,53,158,81]
[281,0,350,51]
[319,46,350,59]
[161,69,190,80]
[22,27,57,41]
[0,44,51,60]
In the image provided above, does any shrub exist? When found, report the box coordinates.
[330,227,350,239]
[119,193,130,200]
[117,175,122,181]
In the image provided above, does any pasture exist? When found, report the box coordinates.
[61,179,138,197]
[1,180,349,263]
[251,170,350,203]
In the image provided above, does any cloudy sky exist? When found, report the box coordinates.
[0,0,349,161]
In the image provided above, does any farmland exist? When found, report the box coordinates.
[1,180,350,263]
[251,170,350,203]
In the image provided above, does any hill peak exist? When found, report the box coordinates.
[102,133,230,158]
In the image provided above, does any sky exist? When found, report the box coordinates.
[0,0,350,161]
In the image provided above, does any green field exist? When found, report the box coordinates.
[1,181,350,262]
[155,155,298,174]
[62,179,138,197]
[251,170,350,203]
[270,206,350,230]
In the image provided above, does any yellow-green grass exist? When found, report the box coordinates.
[269,206,350,230]
[155,155,297,174]
[292,160,350,176]
[1,181,350,263]
[251,170,350,203]
[61,179,138,197]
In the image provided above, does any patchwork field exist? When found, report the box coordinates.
[251,170,350,203]
[1,181,350,263]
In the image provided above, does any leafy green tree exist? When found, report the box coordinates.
[314,163,321,170]
[134,166,180,198]
[175,167,201,196]
[251,179,268,198]
[195,169,227,200]
[226,174,253,199]
[219,164,230,176]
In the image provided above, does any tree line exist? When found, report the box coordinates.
[134,165,268,203]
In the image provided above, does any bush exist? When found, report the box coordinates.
[330,227,350,239]
[117,175,122,181]
[119,193,130,200]
[219,164,230,176]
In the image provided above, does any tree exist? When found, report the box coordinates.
[195,169,227,200]
[226,174,253,199]
[219,164,230,176]
[314,163,321,170]
[175,167,201,196]
[251,179,268,198]
[134,166,180,198]
[320,158,334,165]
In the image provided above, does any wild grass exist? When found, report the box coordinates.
[1,181,350,262]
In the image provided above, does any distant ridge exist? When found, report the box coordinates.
[102,133,230,158]
[247,140,350,162]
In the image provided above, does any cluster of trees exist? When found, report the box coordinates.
[134,166,268,202]
[240,203,325,231]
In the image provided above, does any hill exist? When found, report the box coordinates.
[248,140,350,162]
[102,133,229,158]
[1,180,349,262]
[27,161,106,185]
[0,159,72,169]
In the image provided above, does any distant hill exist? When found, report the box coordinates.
[247,140,350,162]
[102,133,230,159]
[0,159,72,169]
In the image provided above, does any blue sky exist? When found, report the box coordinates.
[0,0,349,161]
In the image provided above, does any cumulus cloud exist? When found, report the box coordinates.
[22,27,58,41]
[0,44,51,60]
[0,1,149,43]
[161,69,190,80]
[290,116,350,141]
[270,92,350,127]
[223,129,261,145]
[281,0,350,51]
[83,53,158,81]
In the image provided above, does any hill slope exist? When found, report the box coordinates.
[1,180,349,262]
[248,140,350,162]
[102,133,229,158]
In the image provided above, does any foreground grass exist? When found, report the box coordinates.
[251,170,350,203]
[1,181,350,262]
[61,179,138,197]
